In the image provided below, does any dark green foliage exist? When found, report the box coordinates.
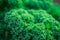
[3,9,60,40]
[28,9,60,40]
[7,0,23,8]
[0,0,23,11]
[4,9,47,40]
[23,0,52,10]
[47,3,60,22]
[0,0,60,40]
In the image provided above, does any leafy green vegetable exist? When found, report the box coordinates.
[0,0,60,40]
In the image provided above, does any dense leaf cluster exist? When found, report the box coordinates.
[0,0,60,40]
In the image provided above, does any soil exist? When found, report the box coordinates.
[54,0,60,4]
